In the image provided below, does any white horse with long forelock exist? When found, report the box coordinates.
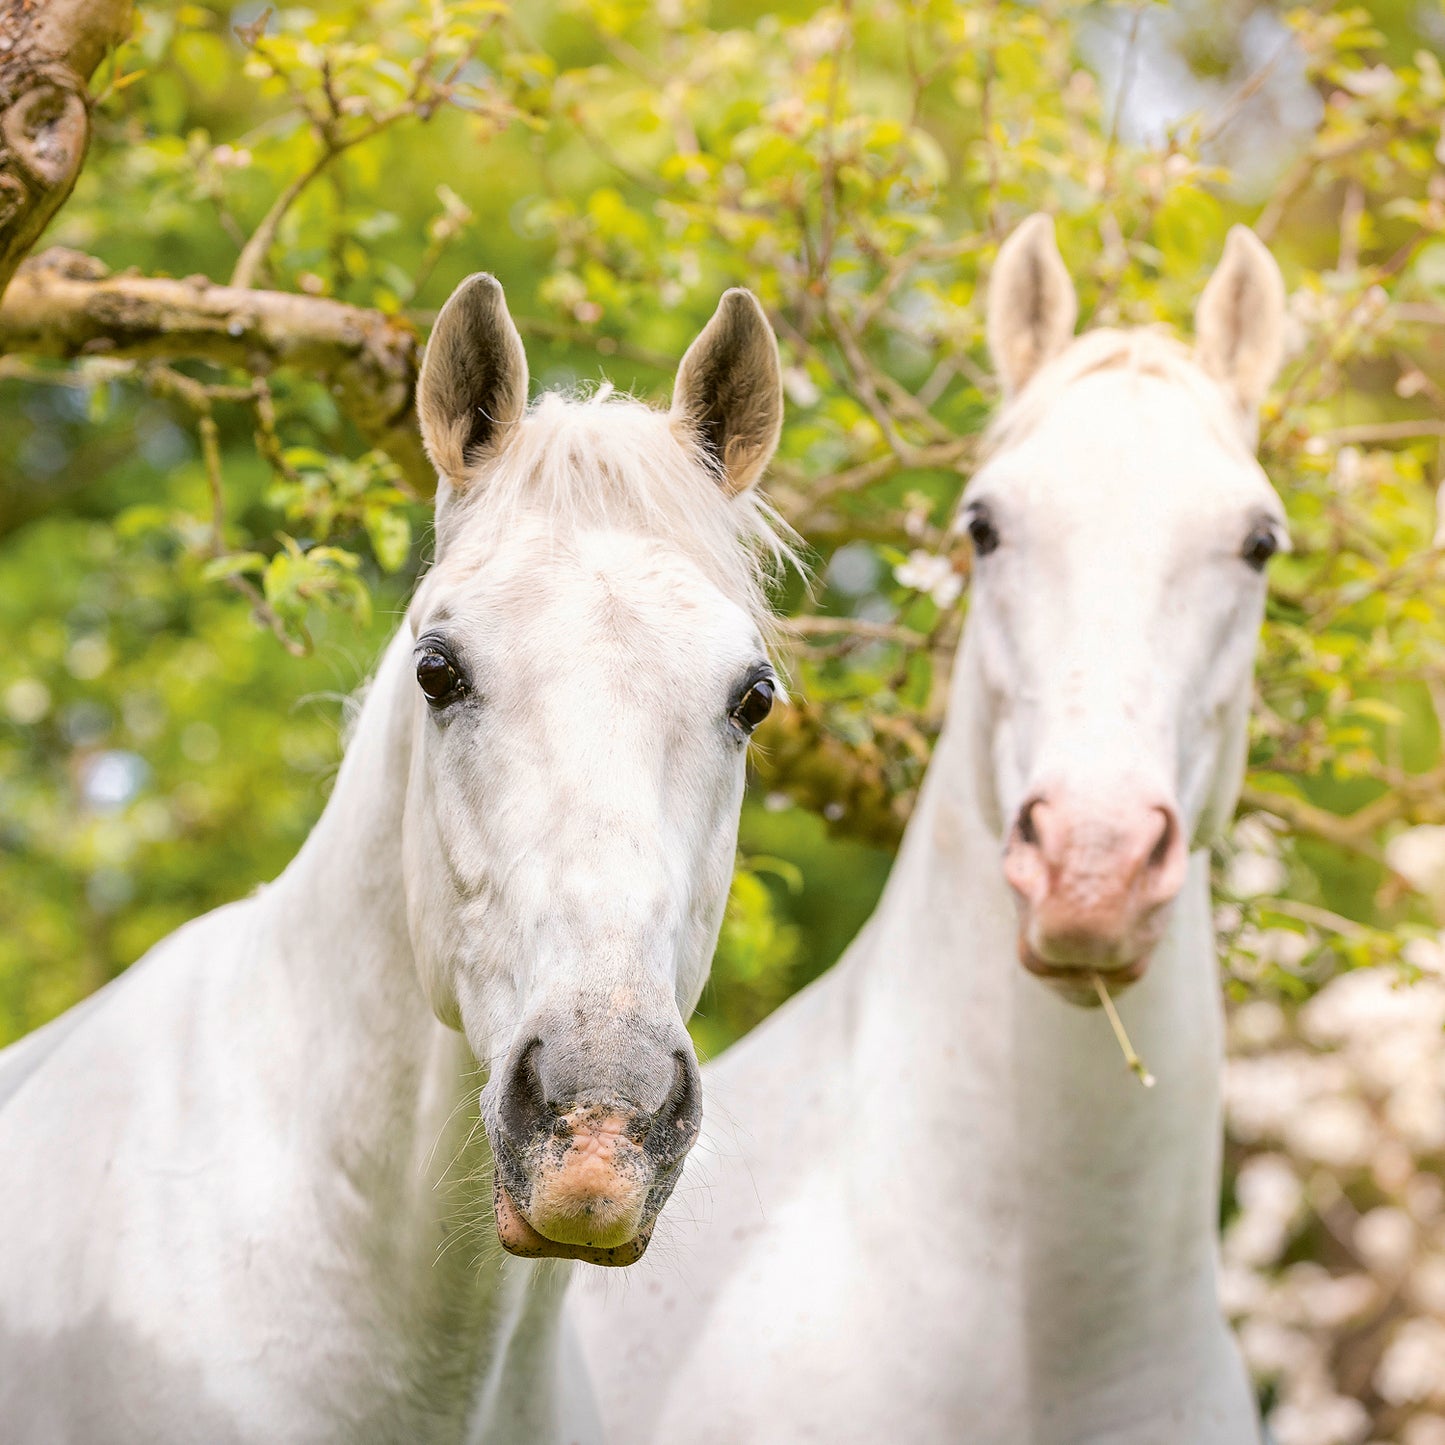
[0,276,788,1443]
[574,216,1289,1444]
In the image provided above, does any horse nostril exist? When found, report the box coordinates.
[647,1050,702,1161]
[1147,807,1177,872]
[1017,797,1043,848]
[499,1037,549,1145]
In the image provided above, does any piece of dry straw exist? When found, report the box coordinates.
[1092,973,1156,1088]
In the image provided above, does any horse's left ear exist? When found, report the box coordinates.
[671,289,783,496]
[1194,226,1286,422]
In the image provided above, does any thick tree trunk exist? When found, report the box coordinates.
[0,0,133,306]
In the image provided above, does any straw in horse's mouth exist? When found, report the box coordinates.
[1092,973,1155,1088]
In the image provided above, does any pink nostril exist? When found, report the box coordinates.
[1003,795,1058,907]
[1020,796,1071,871]
[1147,808,1175,872]
[1139,803,1187,905]
[1017,797,1042,848]
[1005,789,1187,936]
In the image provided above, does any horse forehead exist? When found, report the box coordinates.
[1009,370,1264,503]
[441,527,755,667]
[570,528,735,604]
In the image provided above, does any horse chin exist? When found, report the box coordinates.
[1017,938,1151,1008]
[493,1177,654,1267]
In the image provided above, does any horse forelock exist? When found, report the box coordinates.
[428,386,795,636]
[981,327,1253,466]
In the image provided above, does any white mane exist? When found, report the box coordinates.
[438,385,795,631]
[983,326,1253,462]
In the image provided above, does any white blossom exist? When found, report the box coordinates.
[1404,1415,1445,1445]
[1377,1319,1445,1406]
[1387,827,1445,909]
[1232,928,1445,1442]
[1270,1392,1370,1445]
[1355,1207,1415,1274]
[1286,1094,1377,1169]
[893,550,962,609]
[1227,850,1289,899]
[782,366,821,408]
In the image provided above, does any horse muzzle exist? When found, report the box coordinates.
[484,1031,702,1265]
[1003,785,1188,1004]
[491,1106,668,1266]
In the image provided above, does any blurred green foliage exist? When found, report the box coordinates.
[2,0,1444,1057]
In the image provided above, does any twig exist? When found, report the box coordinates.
[1324,420,1445,444]
[1092,974,1155,1088]
[815,0,851,277]
[804,439,972,507]
[1239,784,1392,859]
[976,1,1001,240]
[230,147,338,290]
[1338,180,1364,275]
[781,615,926,648]
[228,16,496,290]
[1197,32,1293,147]
[1104,4,1146,158]
[1263,898,1376,941]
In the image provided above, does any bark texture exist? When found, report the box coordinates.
[0,248,432,491]
[0,0,133,303]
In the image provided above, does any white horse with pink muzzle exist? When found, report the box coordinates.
[0,279,787,1442]
[573,215,1288,1444]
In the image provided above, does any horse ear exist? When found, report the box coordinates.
[987,214,1078,399]
[417,273,528,491]
[671,288,783,496]
[1194,226,1286,422]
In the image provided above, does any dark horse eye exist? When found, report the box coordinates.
[1241,526,1279,571]
[965,506,1000,557]
[733,679,775,734]
[416,649,462,704]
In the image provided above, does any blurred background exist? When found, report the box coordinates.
[1,1,1444,1439]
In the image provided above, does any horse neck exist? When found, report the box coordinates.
[853,631,1229,1385]
[251,627,512,1364]
[261,627,460,1157]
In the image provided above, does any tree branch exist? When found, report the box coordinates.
[0,0,133,303]
[751,703,916,850]
[746,709,1435,860]
[0,248,433,493]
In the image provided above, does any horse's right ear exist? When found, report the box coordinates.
[671,288,783,496]
[987,214,1079,399]
[1194,226,1286,425]
[417,273,529,491]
